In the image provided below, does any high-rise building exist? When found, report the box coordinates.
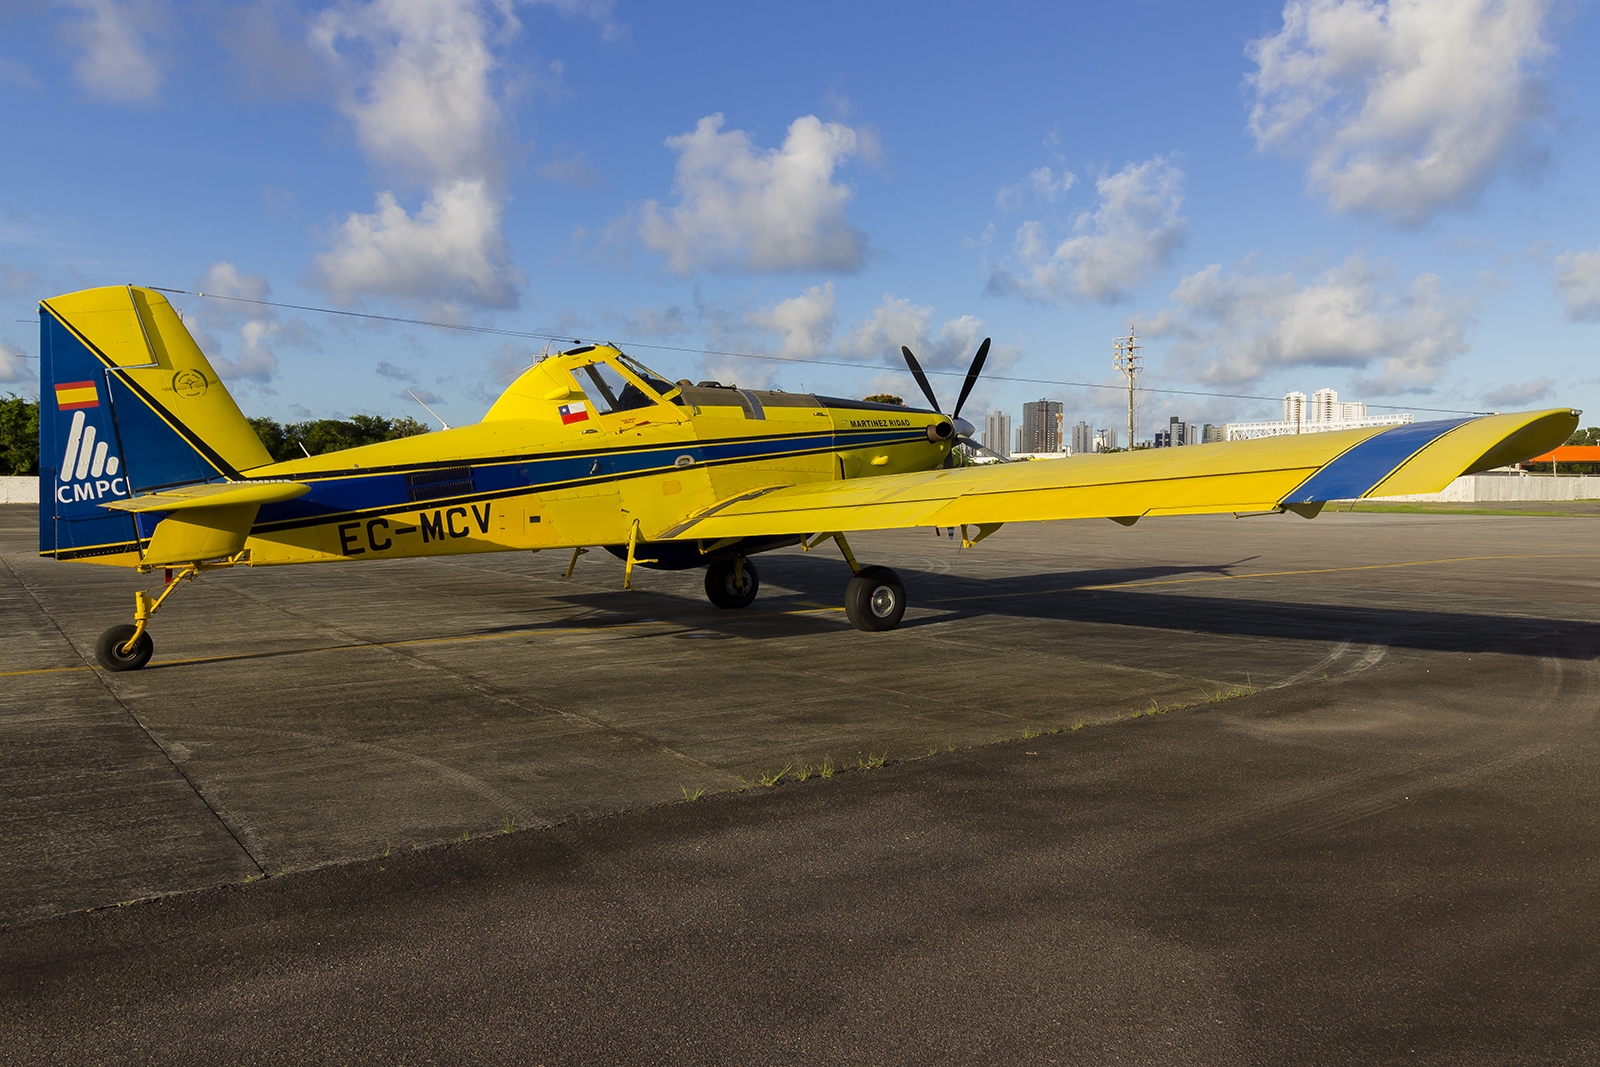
[1283,391,1307,424]
[1154,416,1201,447]
[1202,423,1223,443]
[983,410,1012,458]
[1020,399,1064,453]
[1096,426,1119,451]
[1071,420,1094,455]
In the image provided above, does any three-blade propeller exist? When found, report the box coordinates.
[900,337,1008,462]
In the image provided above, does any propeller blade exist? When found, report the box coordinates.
[958,435,1011,463]
[900,346,942,413]
[950,337,991,421]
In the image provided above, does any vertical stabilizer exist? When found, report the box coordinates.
[39,285,272,562]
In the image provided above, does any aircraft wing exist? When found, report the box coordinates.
[664,409,1578,539]
[101,480,311,513]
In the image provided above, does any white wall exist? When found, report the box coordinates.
[0,476,38,504]
[1367,473,1600,503]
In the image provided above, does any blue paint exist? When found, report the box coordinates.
[1281,417,1477,504]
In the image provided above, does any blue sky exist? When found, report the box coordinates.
[3,0,1597,439]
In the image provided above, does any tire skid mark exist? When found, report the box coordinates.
[1244,655,1571,846]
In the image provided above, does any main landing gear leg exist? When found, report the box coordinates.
[95,564,199,672]
[820,532,906,633]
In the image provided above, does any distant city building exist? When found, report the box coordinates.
[1202,423,1223,443]
[1071,420,1094,455]
[1152,416,1201,448]
[1095,426,1119,451]
[1225,388,1411,441]
[1019,399,1064,453]
[983,410,1012,459]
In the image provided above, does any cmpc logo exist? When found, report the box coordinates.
[55,384,129,505]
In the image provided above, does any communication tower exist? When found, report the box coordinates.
[1112,331,1141,448]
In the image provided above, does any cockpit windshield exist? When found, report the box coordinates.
[576,361,655,415]
[617,354,681,399]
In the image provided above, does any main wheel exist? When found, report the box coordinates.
[705,557,759,609]
[844,566,906,632]
[95,624,153,672]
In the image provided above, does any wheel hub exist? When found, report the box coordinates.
[869,586,896,618]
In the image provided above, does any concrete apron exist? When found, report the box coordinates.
[3,503,1598,925]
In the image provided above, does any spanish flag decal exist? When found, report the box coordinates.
[54,380,100,410]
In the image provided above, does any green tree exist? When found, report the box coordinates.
[0,394,40,476]
[862,394,904,405]
[248,413,432,462]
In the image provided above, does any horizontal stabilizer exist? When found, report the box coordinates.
[100,480,309,513]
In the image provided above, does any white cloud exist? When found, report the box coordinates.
[376,360,416,382]
[310,0,524,309]
[842,294,1008,372]
[1,340,35,385]
[638,113,869,274]
[748,283,836,358]
[190,262,283,386]
[313,179,522,309]
[987,157,1186,304]
[312,0,509,181]
[1135,256,1473,395]
[1553,249,1600,322]
[1483,377,1553,408]
[538,152,603,189]
[996,166,1076,210]
[58,0,166,103]
[1247,0,1553,226]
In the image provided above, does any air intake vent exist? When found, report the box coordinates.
[406,466,475,502]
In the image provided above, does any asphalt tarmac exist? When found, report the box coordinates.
[3,504,1599,1064]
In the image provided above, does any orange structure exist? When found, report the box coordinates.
[1526,445,1600,464]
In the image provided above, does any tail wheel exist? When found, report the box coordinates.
[95,624,153,672]
[705,557,759,609]
[845,566,905,632]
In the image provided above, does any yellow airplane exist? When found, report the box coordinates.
[38,284,1578,671]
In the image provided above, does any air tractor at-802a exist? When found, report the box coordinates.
[36,285,1579,670]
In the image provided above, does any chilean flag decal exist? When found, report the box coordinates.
[558,401,589,425]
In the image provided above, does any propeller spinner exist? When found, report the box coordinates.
[900,338,1007,461]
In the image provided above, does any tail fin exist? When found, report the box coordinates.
[39,285,271,562]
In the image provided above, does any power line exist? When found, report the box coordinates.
[148,287,1485,416]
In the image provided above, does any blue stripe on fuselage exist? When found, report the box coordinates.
[248,428,926,532]
[1279,417,1476,504]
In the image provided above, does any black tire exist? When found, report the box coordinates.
[844,566,906,632]
[704,557,759,609]
[95,624,153,672]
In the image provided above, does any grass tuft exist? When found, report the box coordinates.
[680,784,705,802]
[819,756,835,779]
[858,751,887,770]
[502,816,515,834]
[759,764,793,787]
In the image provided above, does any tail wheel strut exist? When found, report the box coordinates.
[94,564,198,672]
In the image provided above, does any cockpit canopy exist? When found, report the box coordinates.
[563,349,682,413]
